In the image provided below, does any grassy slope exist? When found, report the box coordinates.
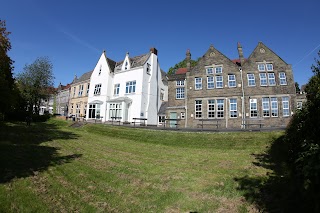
[0,119,283,212]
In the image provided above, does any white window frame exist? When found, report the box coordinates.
[258,64,265,71]
[268,73,276,86]
[271,97,278,117]
[207,76,214,89]
[176,80,185,86]
[94,84,102,95]
[215,66,222,74]
[114,83,120,96]
[266,63,273,71]
[282,97,290,117]
[86,84,90,96]
[195,77,202,90]
[217,99,224,118]
[126,81,136,94]
[228,75,236,88]
[250,99,258,118]
[216,76,223,88]
[262,97,270,117]
[73,87,76,97]
[247,74,256,86]
[208,100,215,118]
[259,73,268,86]
[206,68,213,75]
[279,72,287,85]
[78,85,83,97]
[229,99,237,118]
[195,100,202,118]
[176,87,185,99]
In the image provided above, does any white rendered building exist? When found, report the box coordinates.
[86,48,168,125]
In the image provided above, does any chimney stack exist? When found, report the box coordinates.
[186,49,191,71]
[237,42,245,65]
[150,47,158,55]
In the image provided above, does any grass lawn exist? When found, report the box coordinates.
[0,119,285,212]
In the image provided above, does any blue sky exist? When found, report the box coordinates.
[2,0,320,87]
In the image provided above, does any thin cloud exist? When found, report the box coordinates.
[59,29,100,53]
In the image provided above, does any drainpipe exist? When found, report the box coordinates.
[240,67,245,128]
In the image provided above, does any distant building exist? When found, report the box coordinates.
[166,42,297,129]
[55,83,71,116]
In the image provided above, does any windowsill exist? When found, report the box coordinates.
[248,85,256,87]
[207,88,214,90]
[195,88,202,90]
[216,87,223,89]
[94,94,101,96]
[125,93,136,95]
[228,86,236,88]
[280,84,287,86]
[175,98,185,100]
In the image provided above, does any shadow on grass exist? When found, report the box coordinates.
[234,136,303,212]
[0,121,82,183]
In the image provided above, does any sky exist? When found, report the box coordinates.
[1,0,320,88]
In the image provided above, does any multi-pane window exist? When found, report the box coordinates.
[228,75,236,87]
[207,76,214,89]
[114,84,120,95]
[229,99,237,118]
[208,100,215,118]
[195,100,202,118]
[271,97,278,117]
[78,85,84,97]
[217,99,224,118]
[88,104,100,119]
[259,73,268,86]
[282,97,290,117]
[126,81,136,93]
[258,64,265,71]
[215,66,222,74]
[247,74,256,86]
[176,87,185,99]
[109,103,122,119]
[76,104,80,118]
[195,77,202,90]
[266,63,273,71]
[216,76,223,88]
[262,97,270,117]
[176,80,185,86]
[279,72,287,85]
[73,87,76,97]
[206,68,213,74]
[268,73,276,86]
[250,99,258,118]
[94,84,102,95]
[86,84,90,96]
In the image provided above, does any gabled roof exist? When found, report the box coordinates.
[115,52,151,70]
[106,57,117,72]
[160,69,168,84]
[73,70,93,84]
[158,101,168,115]
[176,68,188,74]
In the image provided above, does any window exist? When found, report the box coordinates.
[206,68,213,74]
[73,87,76,97]
[247,74,256,86]
[98,65,102,75]
[195,77,202,90]
[216,76,223,88]
[176,80,185,86]
[228,75,236,88]
[282,97,290,117]
[271,97,278,117]
[109,103,122,119]
[76,104,80,118]
[217,99,224,118]
[78,85,84,97]
[126,81,136,94]
[195,100,202,118]
[125,61,128,70]
[181,112,185,119]
[229,99,237,118]
[215,66,222,74]
[250,99,258,118]
[176,87,185,99]
[207,76,214,89]
[268,73,276,86]
[262,97,270,117]
[279,72,287,85]
[146,63,151,75]
[160,89,164,101]
[94,84,102,95]
[259,73,268,86]
[258,64,265,71]
[86,84,90,96]
[88,104,100,119]
[266,63,273,71]
[208,100,215,118]
[114,84,120,95]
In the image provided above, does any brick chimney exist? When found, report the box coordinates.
[150,47,158,55]
[237,42,245,65]
[186,49,191,71]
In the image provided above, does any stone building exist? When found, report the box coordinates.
[55,83,71,116]
[68,71,92,119]
[166,42,296,129]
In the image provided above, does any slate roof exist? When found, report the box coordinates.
[115,53,151,70]
[73,70,93,84]
[158,101,168,115]
[106,58,116,72]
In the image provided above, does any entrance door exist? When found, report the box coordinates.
[169,112,177,128]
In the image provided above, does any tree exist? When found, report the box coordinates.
[295,82,300,93]
[167,58,199,75]
[0,20,15,118]
[17,57,54,115]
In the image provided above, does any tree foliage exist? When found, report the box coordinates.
[17,57,54,115]
[0,20,15,117]
[284,50,320,212]
[295,82,300,93]
[167,58,199,75]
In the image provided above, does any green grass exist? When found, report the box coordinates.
[0,119,284,212]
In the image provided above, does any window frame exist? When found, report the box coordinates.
[247,74,256,87]
[216,76,223,88]
[215,66,223,74]
[176,80,185,86]
[228,74,236,88]
[266,63,273,71]
[207,100,215,118]
[268,73,276,86]
[282,96,290,117]
[78,85,84,97]
[217,99,224,118]
[262,97,270,117]
[195,100,202,118]
[229,98,237,118]
[279,72,287,85]
[195,77,202,90]
[250,99,258,118]
[258,64,265,71]
[125,81,136,94]
[271,97,278,117]
[207,76,214,89]
[93,84,102,96]
[114,83,120,96]
[176,87,185,99]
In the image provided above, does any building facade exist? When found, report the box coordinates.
[166,42,296,129]
[68,71,92,119]
[86,48,168,125]
[55,83,71,116]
